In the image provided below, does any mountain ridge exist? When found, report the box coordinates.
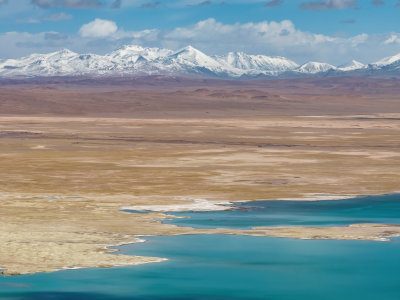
[1,45,399,79]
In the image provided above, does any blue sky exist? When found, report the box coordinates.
[0,0,400,65]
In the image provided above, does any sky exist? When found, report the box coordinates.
[0,0,400,65]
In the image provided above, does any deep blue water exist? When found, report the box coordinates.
[1,194,400,300]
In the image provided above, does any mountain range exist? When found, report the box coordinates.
[1,45,400,79]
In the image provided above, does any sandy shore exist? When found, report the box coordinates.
[238,223,400,242]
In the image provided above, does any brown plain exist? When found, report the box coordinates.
[0,76,399,275]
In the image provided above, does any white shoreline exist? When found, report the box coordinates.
[121,194,360,213]
[121,198,238,212]
[276,193,357,201]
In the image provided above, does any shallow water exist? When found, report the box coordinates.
[1,194,400,300]
[165,194,400,229]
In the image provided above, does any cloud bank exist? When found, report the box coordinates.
[79,18,118,38]
[1,18,400,66]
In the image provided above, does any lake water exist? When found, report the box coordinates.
[164,193,400,229]
[1,194,400,300]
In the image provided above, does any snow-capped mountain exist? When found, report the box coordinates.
[0,45,295,78]
[295,62,336,74]
[154,46,230,75]
[214,52,298,75]
[0,45,399,79]
[109,45,172,63]
[337,60,366,72]
[0,49,113,77]
[370,53,400,71]
[372,53,400,68]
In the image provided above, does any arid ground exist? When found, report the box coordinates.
[0,77,400,275]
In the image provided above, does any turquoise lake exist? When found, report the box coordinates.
[164,193,400,228]
[1,194,400,300]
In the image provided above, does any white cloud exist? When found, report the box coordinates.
[136,18,348,62]
[121,18,400,64]
[79,18,118,38]
[384,35,400,45]
[1,18,400,66]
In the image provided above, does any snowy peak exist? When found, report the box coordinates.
[373,53,400,66]
[0,49,114,77]
[174,45,198,55]
[109,45,172,62]
[371,53,400,70]
[296,62,336,74]
[53,48,77,55]
[23,49,77,63]
[1,45,400,78]
[168,46,219,66]
[157,46,226,74]
[215,52,298,74]
[337,60,366,71]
